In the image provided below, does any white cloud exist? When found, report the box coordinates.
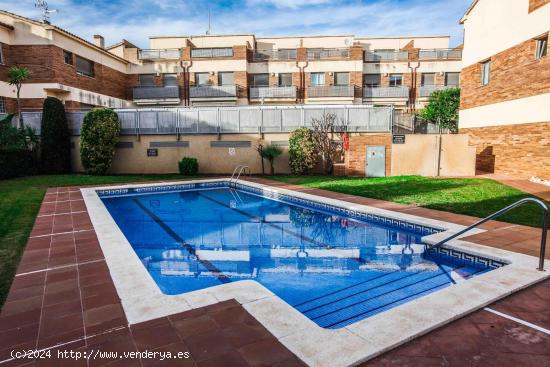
[246,0,332,9]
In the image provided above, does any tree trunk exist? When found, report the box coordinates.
[16,85,22,128]
[269,159,275,175]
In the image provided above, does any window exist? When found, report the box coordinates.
[536,35,548,59]
[311,72,325,86]
[445,72,460,87]
[218,72,234,86]
[481,60,491,85]
[164,74,178,86]
[334,72,349,86]
[278,73,292,87]
[421,73,435,86]
[63,50,73,65]
[0,44,3,65]
[139,74,155,87]
[195,73,210,86]
[364,74,381,87]
[0,97,5,113]
[389,74,403,87]
[75,56,94,77]
[252,73,269,87]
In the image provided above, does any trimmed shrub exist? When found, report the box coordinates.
[0,149,38,179]
[80,109,120,175]
[289,128,317,175]
[178,157,199,175]
[40,97,71,173]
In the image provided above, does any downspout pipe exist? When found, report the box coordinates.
[407,61,420,112]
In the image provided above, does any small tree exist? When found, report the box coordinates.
[7,66,32,128]
[40,97,71,174]
[418,87,460,133]
[258,144,282,175]
[289,128,316,175]
[310,112,346,174]
[80,109,120,175]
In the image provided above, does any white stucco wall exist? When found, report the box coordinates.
[459,92,550,128]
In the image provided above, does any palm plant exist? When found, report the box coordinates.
[258,144,283,175]
[7,66,32,128]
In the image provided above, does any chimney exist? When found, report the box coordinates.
[93,35,105,48]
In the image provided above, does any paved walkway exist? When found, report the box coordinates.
[476,173,550,201]
[0,177,548,367]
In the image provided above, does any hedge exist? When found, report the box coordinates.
[0,149,38,179]
[40,97,71,173]
[80,109,121,175]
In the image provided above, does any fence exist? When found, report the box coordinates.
[19,105,392,136]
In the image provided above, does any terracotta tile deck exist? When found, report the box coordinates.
[1,178,548,366]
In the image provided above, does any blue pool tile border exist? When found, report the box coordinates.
[424,246,506,269]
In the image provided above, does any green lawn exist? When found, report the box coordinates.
[268,175,548,228]
[0,174,189,306]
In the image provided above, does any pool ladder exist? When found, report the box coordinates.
[229,165,251,187]
[426,197,548,271]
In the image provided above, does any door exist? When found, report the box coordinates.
[366,145,386,177]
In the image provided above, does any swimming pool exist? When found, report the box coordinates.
[99,181,503,329]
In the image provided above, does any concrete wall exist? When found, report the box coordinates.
[391,134,476,177]
[70,133,292,175]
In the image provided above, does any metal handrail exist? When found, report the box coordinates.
[229,165,250,185]
[427,198,548,271]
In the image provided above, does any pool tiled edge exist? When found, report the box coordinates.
[82,178,550,367]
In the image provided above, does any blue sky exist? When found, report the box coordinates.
[1,0,471,48]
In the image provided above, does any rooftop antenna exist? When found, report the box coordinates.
[206,7,211,35]
[35,0,58,24]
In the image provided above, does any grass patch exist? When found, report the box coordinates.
[268,175,548,228]
[0,174,190,307]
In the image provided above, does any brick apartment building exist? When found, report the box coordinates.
[0,10,462,114]
[458,0,550,179]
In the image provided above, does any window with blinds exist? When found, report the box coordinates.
[218,72,234,86]
[445,72,460,87]
[75,56,94,77]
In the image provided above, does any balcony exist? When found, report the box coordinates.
[419,85,458,97]
[363,86,409,98]
[133,86,180,105]
[307,48,350,60]
[189,85,237,99]
[308,86,354,98]
[250,86,297,100]
[419,49,462,60]
[138,49,181,60]
[191,48,233,58]
[253,49,297,61]
[364,50,409,62]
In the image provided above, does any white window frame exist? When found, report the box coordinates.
[278,73,292,87]
[481,60,491,86]
[311,72,325,86]
[389,74,403,87]
[535,35,548,60]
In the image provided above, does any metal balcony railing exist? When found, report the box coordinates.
[191,47,233,58]
[419,49,462,60]
[249,86,297,99]
[363,86,409,98]
[419,85,458,97]
[308,86,354,98]
[138,49,181,60]
[133,86,180,100]
[189,85,237,98]
[307,48,350,60]
[252,49,297,61]
[364,50,409,62]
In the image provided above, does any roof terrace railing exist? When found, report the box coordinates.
[138,49,181,60]
[307,48,350,60]
[364,50,409,62]
[191,47,234,58]
[189,85,237,98]
[133,86,180,100]
[419,48,462,60]
[253,49,297,61]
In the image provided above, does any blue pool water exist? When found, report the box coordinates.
[101,186,498,329]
